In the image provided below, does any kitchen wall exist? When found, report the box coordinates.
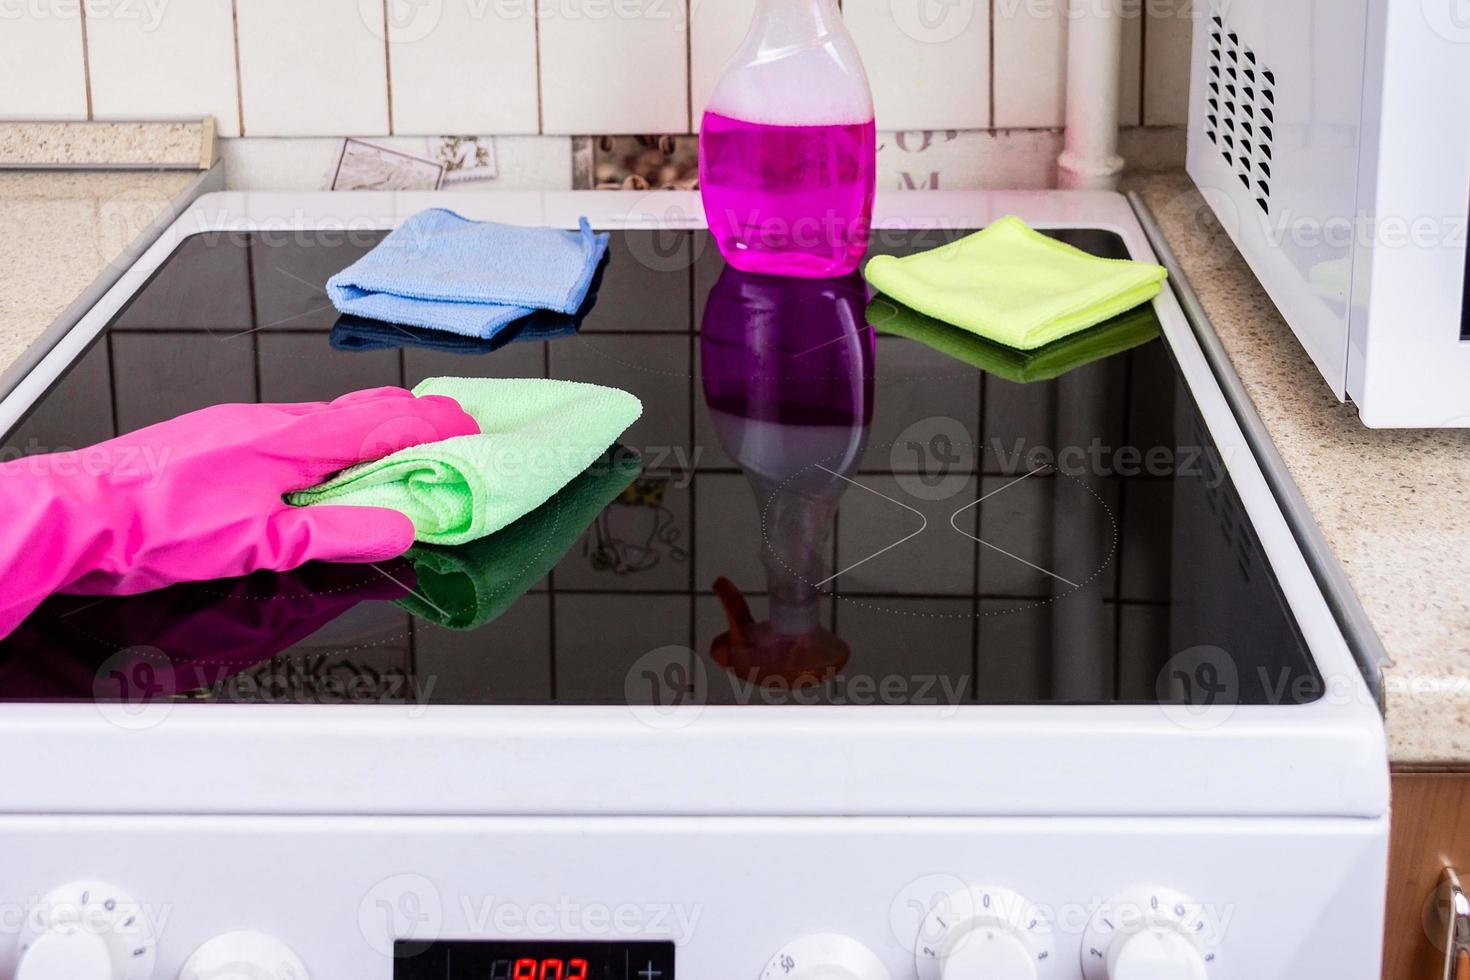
[0,0,1196,183]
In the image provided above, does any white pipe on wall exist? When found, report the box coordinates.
[1057,0,1126,190]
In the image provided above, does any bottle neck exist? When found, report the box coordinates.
[748,0,844,49]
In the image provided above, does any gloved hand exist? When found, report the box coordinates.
[0,387,479,638]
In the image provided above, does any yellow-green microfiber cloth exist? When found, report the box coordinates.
[863,215,1168,351]
[867,294,1161,385]
[397,446,642,630]
[287,377,642,546]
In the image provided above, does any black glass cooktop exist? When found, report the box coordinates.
[0,225,1322,708]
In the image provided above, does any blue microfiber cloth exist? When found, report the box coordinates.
[329,249,610,355]
[325,209,610,340]
[329,314,579,355]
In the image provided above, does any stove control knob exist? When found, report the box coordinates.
[760,933,890,980]
[15,881,155,980]
[1081,887,1218,980]
[179,931,309,980]
[915,885,1058,980]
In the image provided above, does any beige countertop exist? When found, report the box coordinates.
[0,168,1464,765]
[0,169,202,375]
[1133,172,1470,766]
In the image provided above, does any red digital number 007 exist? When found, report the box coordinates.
[511,958,589,980]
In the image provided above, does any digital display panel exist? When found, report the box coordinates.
[394,941,675,980]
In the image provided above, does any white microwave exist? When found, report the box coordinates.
[1186,0,1470,428]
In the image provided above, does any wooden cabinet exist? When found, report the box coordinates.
[1385,769,1470,979]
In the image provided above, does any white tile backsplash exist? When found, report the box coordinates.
[388,0,539,134]
[87,0,241,136]
[0,9,87,119]
[219,137,343,190]
[846,0,991,131]
[220,135,575,190]
[538,0,690,135]
[234,0,389,136]
[877,127,1061,190]
[993,1,1153,130]
[4,0,1193,178]
[992,0,1066,128]
[476,136,576,189]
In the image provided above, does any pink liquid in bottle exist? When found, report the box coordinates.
[700,111,876,279]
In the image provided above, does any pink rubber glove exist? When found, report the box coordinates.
[0,387,479,639]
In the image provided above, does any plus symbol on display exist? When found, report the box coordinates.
[638,962,663,980]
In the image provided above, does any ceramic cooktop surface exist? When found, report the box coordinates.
[0,226,1320,708]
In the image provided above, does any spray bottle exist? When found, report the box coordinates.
[699,0,877,279]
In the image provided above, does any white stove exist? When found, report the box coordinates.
[0,190,1388,980]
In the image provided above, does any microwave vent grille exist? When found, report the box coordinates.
[1203,6,1276,216]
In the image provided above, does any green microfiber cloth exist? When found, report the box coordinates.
[867,293,1161,384]
[287,378,642,546]
[863,215,1168,351]
[397,447,642,629]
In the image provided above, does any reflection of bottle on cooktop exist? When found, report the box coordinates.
[698,0,876,279]
[700,267,873,685]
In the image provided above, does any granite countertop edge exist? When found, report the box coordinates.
[0,168,212,384]
[1130,171,1470,767]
